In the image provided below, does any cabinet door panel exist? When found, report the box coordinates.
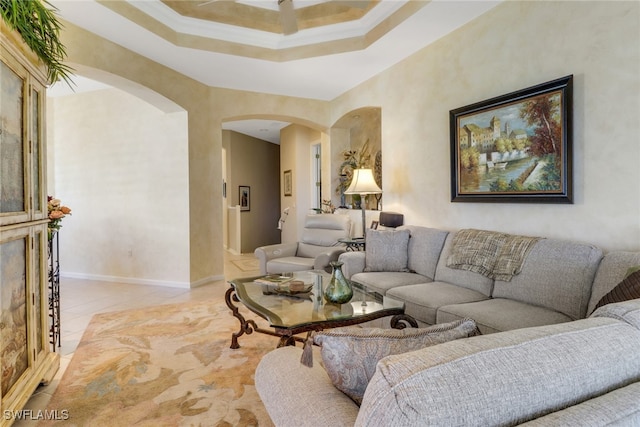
[0,234,29,396]
[0,59,28,223]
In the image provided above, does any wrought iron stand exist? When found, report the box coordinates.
[48,231,61,351]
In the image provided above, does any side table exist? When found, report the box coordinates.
[338,237,365,251]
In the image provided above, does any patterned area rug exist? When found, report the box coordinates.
[42,298,276,426]
[231,258,260,272]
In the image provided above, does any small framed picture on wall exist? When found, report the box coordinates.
[239,185,250,211]
[283,170,292,197]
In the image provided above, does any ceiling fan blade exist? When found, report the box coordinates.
[278,0,298,35]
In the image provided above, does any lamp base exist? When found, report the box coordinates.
[360,197,367,239]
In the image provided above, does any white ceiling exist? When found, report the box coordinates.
[221,119,291,144]
[47,0,501,142]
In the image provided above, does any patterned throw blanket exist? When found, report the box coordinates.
[446,229,542,281]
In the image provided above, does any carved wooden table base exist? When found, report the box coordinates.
[225,284,418,349]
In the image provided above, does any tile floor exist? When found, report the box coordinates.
[13,251,261,426]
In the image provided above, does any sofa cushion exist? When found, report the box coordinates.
[364,229,411,272]
[266,257,315,274]
[314,319,479,404]
[589,251,640,315]
[590,298,640,330]
[255,346,360,427]
[492,238,603,320]
[437,298,573,334]
[434,233,494,296]
[300,214,351,246]
[400,225,449,279]
[519,382,640,426]
[594,269,640,310]
[386,282,489,325]
[350,271,429,296]
[297,242,334,258]
[355,318,640,427]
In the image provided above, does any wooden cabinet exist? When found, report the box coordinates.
[1,21,59,426]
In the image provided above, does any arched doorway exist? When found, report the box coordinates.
[47,72,192,287]
[221,116,329,251]
[331,107,382,210]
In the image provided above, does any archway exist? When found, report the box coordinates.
[47,70,193,287]
[221,115,329,250]
[330,107,382,210]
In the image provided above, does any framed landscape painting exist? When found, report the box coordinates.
[450,75,573,203]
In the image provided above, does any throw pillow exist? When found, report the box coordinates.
[313,318,480,404]
[595,268,640,310]
[364,229,411,272]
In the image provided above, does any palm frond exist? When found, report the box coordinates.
[0,0,74,86]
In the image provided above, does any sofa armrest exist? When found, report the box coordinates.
[254,242,298,274]
[314,247,347,272]
[356,317,640,426]
[255,346,359,427]
[338,251,366,279]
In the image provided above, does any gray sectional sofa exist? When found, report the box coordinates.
[256,300,640,426]
[340,225,638,333]
[255,225,640,426]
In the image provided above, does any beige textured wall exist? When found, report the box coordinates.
[332,0,640,252]
[55,21,330,285]
[47,88,191,286]
[279,124,322,243]
[56,21,225,285]
[49,1,639,289]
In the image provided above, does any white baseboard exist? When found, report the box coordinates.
[60,272,225,289]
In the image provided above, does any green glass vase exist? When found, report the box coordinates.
[324,261,353,304]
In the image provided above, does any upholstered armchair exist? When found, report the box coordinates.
[255,214,351,275]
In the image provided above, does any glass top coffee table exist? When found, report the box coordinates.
[225,270,417,349]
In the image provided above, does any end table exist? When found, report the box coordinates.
[338,237,365,251]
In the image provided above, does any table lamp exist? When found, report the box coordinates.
[344,168,382,239]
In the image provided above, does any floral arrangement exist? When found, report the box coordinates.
[310,200,336,214]
[335,140,372,207]
[335,140,372,197]
[48,196,71,235]
[320,199,336,214]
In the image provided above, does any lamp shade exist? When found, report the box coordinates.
[344,168,382,195]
